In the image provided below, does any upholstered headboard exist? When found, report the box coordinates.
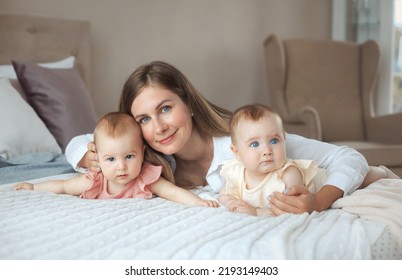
[0,13,90,87]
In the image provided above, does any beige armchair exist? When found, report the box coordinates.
[263,34,402,177]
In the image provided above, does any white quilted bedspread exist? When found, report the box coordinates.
[0,174,388,260]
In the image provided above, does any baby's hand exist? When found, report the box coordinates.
[14,182,34,190]
[227,199,250,212]
[233,204,257,216]
[198,199,220,208]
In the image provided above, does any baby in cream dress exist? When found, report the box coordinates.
[219,104,394,216]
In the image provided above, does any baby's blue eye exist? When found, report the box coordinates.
[250,141,259,148]
[270,138,279,145]
[126,154,134,160]
[106,157,115,162]
[161,106,171,113]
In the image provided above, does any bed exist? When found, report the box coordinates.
[0,13,401,260]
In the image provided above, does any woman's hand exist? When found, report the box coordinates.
[268,185,344,216]
[268,185,317,215]
[77,142,100,172]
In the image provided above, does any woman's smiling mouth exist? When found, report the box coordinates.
[158,130,177,145]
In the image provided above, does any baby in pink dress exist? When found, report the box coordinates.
[15,112,219,208]
[81,161,160,199]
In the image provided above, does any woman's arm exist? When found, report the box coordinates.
[285,133,369,195]
[269,184,343,215]
[270,133,369,215]
[65,134,100,172]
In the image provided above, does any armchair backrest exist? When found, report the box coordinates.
[263,34,379,142]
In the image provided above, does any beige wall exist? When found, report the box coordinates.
[0,0,331,116]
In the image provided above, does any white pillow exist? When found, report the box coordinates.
[0,56,75,79]
[0,78,62,159]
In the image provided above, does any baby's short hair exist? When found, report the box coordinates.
[229,103,282,144]
[94,112,142,145]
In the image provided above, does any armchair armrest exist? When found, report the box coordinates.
[366,113,402,144]
[281,106,322,140]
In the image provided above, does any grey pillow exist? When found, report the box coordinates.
[12,60,98,151]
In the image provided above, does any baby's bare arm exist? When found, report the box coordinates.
[219,193,245,210]
[14,182,35,190]
[14,174,91,196]
[256,207,274,216]
[149,178,219,207]
[218,185,251,211]
[219,184,272,216]
[281,165,305,189]
[14,180,67,193]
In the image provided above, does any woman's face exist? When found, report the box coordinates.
[131,86,193,155]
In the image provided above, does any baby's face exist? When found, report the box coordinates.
[231,113,286,179]
[96,131,145,186]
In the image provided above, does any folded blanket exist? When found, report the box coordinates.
[0,152,59,166]
[0,152,74,184]
[332,178,402,248]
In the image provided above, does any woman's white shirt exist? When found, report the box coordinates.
[65,133,94,173]
[65,133,368,195]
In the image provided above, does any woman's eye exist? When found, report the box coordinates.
[161,106,171,113]
[126,154,134,160]
[250,141,259,148]
[139,116,150,124]
[106,157,115,162]
[270,138,279,145]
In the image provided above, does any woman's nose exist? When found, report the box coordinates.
[154,118,168,134]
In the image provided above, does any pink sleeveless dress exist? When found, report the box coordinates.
[81,162,162,199]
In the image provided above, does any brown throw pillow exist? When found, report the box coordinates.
[12,60,98,151]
